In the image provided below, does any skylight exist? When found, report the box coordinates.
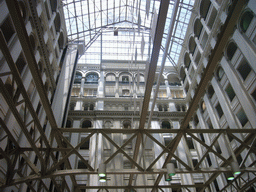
[62,0,194,66]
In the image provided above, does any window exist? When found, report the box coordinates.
[78,160,88,169]
[187,137,195,149]
[199,133,205,142]
[208,85,214,98]
[65,119,72,128]
[201,101,206,112]
[162,121,171,129]
[122,76,129,82]
[82,120,92,128]
[237,61,252,80]
[206,154,212,166]
[80,138,90,150]
[74,72,82,84]
[194,115,199,125]
[237,109,248,126]
[0,16,15,43]
[225,84,236,101]
[192,159,198,167]
[215,103,224,118]
[226,42,237,61]
[123,160,132,169]
[16,54,27,74]
[214,142,222,154]
[164,136,172,147]
[207,119,213,129]
[122,89,130,96]
[251,89,256,102]
[213,179,220,191]
[216,67,224,80]
[240,11,254,33]
[85,73,98,84]
[123,120,131,129]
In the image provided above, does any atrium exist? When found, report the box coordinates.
[0,0,256,191]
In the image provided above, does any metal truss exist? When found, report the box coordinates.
[0,0,255,191]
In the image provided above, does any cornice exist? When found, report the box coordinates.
[68,110,186,119]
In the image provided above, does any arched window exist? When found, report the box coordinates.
[162,121,171,129]
[226,42,237,61]
[163,105,168,112]
[182,105,186,112]
[106,74,115,82]
[85,73,99,84]
[123,120,131,129]
[65,119,72,128]
[54,13,61,33]
[240,11,254,33]
[104,121,112,128]
[194,19,203,37]
[176,105,181,111]
[200,0,211,19]
[201,101,206,112]
[216,67,224,80]
[82,120,92,128]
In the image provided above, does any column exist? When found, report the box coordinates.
[115,76,119,97]
[211,77,240,128]
[89,120,102,192]
[151,121,166,189]
[164,79,171,98]
[173,121,195,192]
[233,29,256,73]
[221,57,256,127]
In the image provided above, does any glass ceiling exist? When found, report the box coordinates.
[62,0,194,66]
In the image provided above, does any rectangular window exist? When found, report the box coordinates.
[0,16,15,43]
[236,109,248,126]
[237,61,251,80]
[80,138,90,150]
[206,154,212,166]
[78,160,88,169]
[187,137,195,149]
[192,159,198,167]
[225,84,236,101]
[215,103,224,118]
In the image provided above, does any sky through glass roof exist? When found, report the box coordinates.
[62,0,194,66]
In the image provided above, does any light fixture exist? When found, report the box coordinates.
[98,163,106,177]
[231,161,241,175]
[99,176,106,182]
[164,173,172,182]
[226,172,234,180]
[167,163,176,176]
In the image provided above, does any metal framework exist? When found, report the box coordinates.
[0,0,255,191]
